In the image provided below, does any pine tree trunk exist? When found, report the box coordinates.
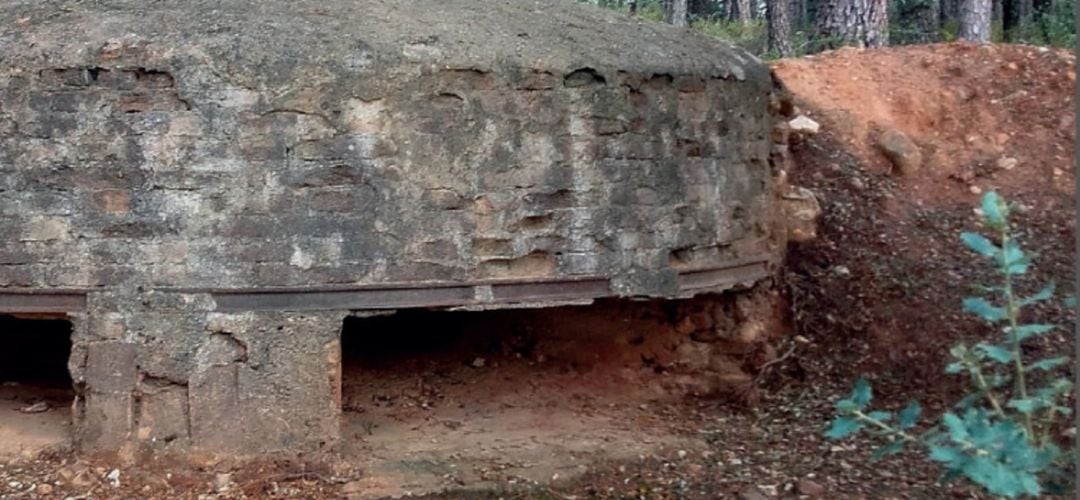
[736,0,753,22]
[667,0,689,26]
[816,0,889,48]
[959,0,992,41]
[768,0,794,56]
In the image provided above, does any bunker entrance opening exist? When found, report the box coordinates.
[0,315,74,457]
[336,299,716,490]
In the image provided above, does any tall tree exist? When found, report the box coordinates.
[959,0,992,40]
[816,0,889,47]
[736,0,754,21]
[666,0,690,25]
[768,0,794,56]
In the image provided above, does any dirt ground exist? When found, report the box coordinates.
[0,42,1074,499]
[336,303,715,498]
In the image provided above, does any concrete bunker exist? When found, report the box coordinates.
[0,315,74,458]
[337,291,783,484]
[0,0,785,458]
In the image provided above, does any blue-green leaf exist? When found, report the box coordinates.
[1033,379,1074,399]
[975,342,1013,363]
[999,239,1024,265]
[986,373,1012,388]
[944,362,965,374]
[954,392,982,410]
[835,399,858,413]
[1007,399,1041,414]
[963,297,1006,322]
[929,444,966,467]
[851,378,872,408]
[1026,357,1068,372]
[942,413,969,443]
[963,456,1035,498]
[870,441,904,461]
[1007,258,1029,275]
[1011,324,1055,342]
[824,417,862,439]
[960,232,998,257]
[866,410,892,422]
[898,402,922,429]
[981,191,1006,225]
[1000,239,1024,264]
[1018,282,1055,306]
[1064,295,1077,308]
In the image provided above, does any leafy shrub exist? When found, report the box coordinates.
[825,192,1075,498]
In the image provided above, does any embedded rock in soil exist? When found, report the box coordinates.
[781,186,823,242]
[788,115,821,135]
[798,478,826,496]
[876,128,923,175]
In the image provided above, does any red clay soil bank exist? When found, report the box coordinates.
[773,42,1076,402]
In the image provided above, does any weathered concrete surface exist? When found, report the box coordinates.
[0,0,782,455]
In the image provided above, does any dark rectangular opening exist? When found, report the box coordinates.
[0,315,74,457]
[335,298,745,488]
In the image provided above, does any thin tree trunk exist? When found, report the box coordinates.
[959,0,992,41]
[1003,0,1034,38]
[816,0,889,48]
[768,0,794,56]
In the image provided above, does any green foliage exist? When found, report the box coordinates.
[637,1,667,22]
[939,19,961,42]
[691,18,768,55]
[825,192,1075,498]
[929,409,1054,497]
[1014,0,1078,48]
[584,0,1074,57]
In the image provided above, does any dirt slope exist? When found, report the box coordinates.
[774,42,1075,201]
[774,43,1076,403]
